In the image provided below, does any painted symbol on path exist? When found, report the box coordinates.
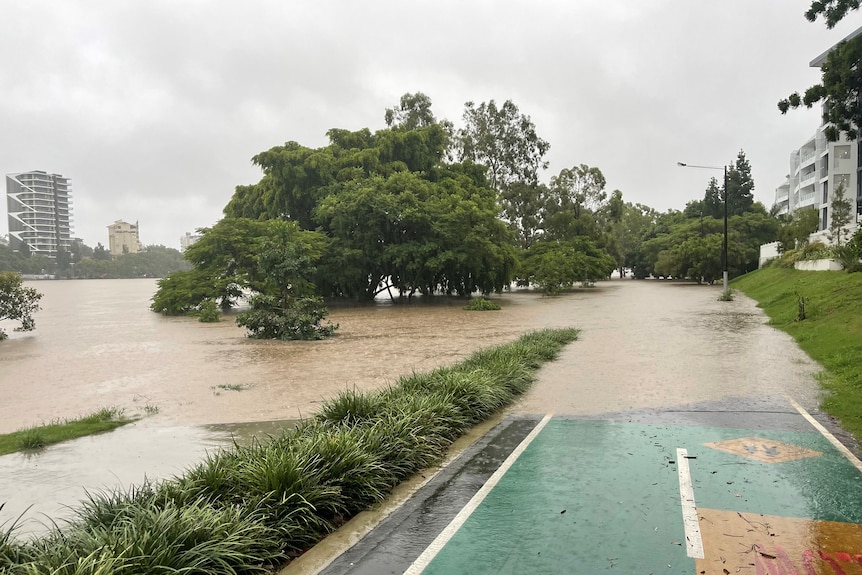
[704,436,823,463]
[697,509,862,575]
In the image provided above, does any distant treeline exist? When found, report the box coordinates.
[0,241,191,279]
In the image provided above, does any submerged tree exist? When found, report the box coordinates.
[236,227,336,340]
[0,272,42,340]
[223,100,517,301]
[151,218,336,340]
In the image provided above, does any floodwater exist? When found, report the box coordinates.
[0,278,823,535]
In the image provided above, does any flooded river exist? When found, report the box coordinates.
[0,278,822,534]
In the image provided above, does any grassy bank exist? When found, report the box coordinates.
[0,328,578,575]
[732,268,862,438]
[0,408,134,456]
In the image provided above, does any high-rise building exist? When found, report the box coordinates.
[5,171,73,258]
[107,220,142,256]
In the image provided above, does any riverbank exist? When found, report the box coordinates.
[0,407,134,456]
[732,267,862,439]
[0,330,577,574]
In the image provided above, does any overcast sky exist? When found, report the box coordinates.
[1,1,858,249]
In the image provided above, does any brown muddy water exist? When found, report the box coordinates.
[0,278,822,535]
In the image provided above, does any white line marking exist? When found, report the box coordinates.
[403,414,553,575]
[788,396,862,474]
[676,447,704,559]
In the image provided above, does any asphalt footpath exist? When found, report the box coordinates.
[304,397,862,575]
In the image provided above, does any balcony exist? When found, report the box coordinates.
[798,191,817,207]
[800,149,817,165]
[799,172,817,187]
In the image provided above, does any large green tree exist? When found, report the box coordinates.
[220,99,518,301]
[605,201,656,278]
[542,165,607,241]
[776,208,820,253]
[314,166,516,298]
[235,224,335,340]
[151,218,327,315]
[0,272,42,340]
[455,99,550,193]
[518,238,616,294]
[778,1,862,140]
[645,204,777,281]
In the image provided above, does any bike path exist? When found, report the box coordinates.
[316,405,862,575]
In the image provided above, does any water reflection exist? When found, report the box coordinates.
[0,419,296,536]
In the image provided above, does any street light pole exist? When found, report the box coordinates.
[677,161,730,294]
[722,165,728,294]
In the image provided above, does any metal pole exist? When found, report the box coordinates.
[723,165,728,294]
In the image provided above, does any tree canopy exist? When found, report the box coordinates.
[778,1,862,140]
[455,99,550,193]
[805,0,860,28]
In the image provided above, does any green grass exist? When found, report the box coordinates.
[732,268,862,438]
[213,384,253,392]
[0,328,579,574]
[0,407,134,456]
[463,298,501,311]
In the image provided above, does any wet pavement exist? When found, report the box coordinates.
[304,403,862,575]
[283,283,862,575]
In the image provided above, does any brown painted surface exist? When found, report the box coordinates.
[704,436,823,464]
[697,508,862,574]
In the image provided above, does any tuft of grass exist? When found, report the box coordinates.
[317,388,385,426]
[732,268,862,438]
[463,298,501,311]
[1,329,579,573]
[717,288,734,301]
[0,408,134,456]
[213,384,252,393]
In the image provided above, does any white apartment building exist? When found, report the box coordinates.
[5,171,74,258]
[773,26,862,238]
[774,131,858,231]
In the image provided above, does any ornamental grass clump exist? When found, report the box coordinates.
[1,328,578,574]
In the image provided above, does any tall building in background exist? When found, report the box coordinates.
[5,171,73,258]
[107,220,142,256]
[180,231,202,251]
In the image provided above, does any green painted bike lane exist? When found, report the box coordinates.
[420,418,862,575]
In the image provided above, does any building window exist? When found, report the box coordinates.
[822,207,828,231]
[823,182,829,204]
[835,145,851,160]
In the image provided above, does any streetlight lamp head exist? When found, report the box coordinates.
[677,162,687,167]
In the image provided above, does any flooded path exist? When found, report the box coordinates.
[0,278,825,535]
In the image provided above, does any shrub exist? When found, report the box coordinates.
[196,299,221,322]
[236,295,338,340]
[463,298,501,311]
